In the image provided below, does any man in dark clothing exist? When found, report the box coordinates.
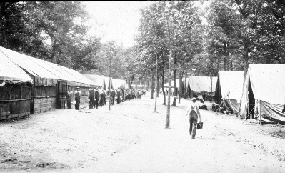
[102,90,106,105]
[74,87,81,110]
[94,88,100,109]
[99,89,104,106]
[66,89,72,109]
[89,88,95,109]
[121,88,125,102]
[186,97,201,139]
[111,89,116,105]
[117,89,121,104]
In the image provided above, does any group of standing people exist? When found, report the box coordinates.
[88,87,106,109]
[66,86,145,110]
[109,88,145,105]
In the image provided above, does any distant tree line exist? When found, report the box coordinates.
[1,1,284,92]
[133,0,285,102]
[0,1,134,81]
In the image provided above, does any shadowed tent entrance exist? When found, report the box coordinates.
[248,79,255,119]
[239,64,285,122]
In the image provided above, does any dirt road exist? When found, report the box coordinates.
[1,92,285,173]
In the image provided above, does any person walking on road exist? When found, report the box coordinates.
[186,97,201,139]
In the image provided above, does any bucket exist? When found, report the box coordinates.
[197,122,203,129]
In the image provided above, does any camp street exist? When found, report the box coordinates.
[0,92,285,173]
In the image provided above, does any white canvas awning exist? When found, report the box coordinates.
[219,71,244,101]
[0,49,32,83]
[0,46,95,86]
[83,74,106,87]
[112,79,126,89]
[247,64,285,104]
[187,76,217,92]
[164,79,180,88]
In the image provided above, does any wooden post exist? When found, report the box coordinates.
[154,54,158,113]
[109,56,111,111]
[163,0,172,129]
[259,99,261,125]
[166,50,172,128]
[184,70,187,99]
[247,90,249,119]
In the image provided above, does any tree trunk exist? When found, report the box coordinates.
[179,71,182,104]
[172,69,176,106]
[151,69,155,99]
[51,36,58,64]
[223,41,227,71]
[166,50,172,129]
[172,54,176,106]
[156,70,159,98]
[217,56,220,71]
[128,79,131,89]
[184,69,187,99]
[243,37,250,78]
[162,66,166,105]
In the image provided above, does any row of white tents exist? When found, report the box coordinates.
[164,76,217,93]
[0,46,95,86]
[0,46,127,120]
[215,64,285,121]
[0,46,127,89]
[170,64,285,121]
[82,74,127,90]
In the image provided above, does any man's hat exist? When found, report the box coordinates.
[191,97,197,101]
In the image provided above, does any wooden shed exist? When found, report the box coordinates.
[0,46,61,114]
[0,48,33,120]
[0,46,96,115]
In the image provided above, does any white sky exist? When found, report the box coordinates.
[84,1,154,48]
[84,1,210,48]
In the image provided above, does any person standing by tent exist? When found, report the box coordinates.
[102,89,106,106]
[186,97,201,139]
[66,88,72,109]
[116,89,121,104]
[99,88,104,106]
[111,89,116,105]
[94,87,100,109]
[74,87,81,110]
[89,88,95,109]
[121,88,125,102]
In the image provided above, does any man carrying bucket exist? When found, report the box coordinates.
[186,97,201,139]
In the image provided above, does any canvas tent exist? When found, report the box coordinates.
[0,48,34,119]
[164,79,180,88]
[239,64,285,121]
[215,71,244,113]
[0,50,32,84]
[131,84,145,90]
[97,76,112,90]
[83,74,106,87]
[0,46,97,117]
[187,76,217,93]
[112,79,126,89]
[183,76,217,100]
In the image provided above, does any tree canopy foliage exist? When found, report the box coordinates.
[0,1,100,71]
[0,0,284,87]
[205,0,285,75]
